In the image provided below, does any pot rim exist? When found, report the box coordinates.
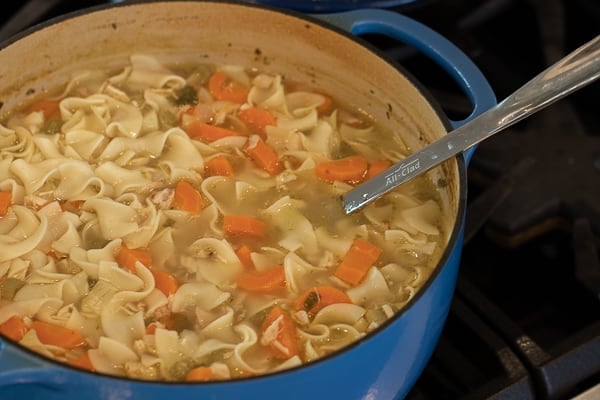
[0,0,470,384]
[239,0,425,13]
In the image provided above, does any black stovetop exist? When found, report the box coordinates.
[396,1,600,399]
[1,1,598,399]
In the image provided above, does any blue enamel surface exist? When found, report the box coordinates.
[242,0,423,13]
[0,6,495,400]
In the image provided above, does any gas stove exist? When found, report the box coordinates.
[394,1,600,399]
[0,1,598,399]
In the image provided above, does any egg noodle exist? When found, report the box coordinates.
[0,55,444,381]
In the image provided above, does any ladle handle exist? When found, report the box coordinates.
[343,35,600,214]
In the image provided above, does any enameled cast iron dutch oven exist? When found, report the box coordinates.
[244,0,426,12]
[0,1,496,399]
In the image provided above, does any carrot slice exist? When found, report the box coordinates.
[186,366,213,382]
[145,322,158,335]
[46,249,63,261]
[31,320,85,349]
[68,352,95,371]
[315,155,368,184]
[0,191,12,217]
[151,269,179,296]
[316,94,335,116]
[184,120,244,142]
[205,154,234,177]
[334,239,382,285]
[0,316,28,342]
[223,215,266,240]
[27,99,60,120]
[243,136,282,175]
[235,244,255,270]
[208,71,249,103]
[116,245,153,273]
[237,107,276,140]
[172,180,203,213]
[366,159,392,180]
[236,265,286,293]
[293,286,352,316]
[261,306,299,359]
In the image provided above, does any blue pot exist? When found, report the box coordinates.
[0,2,496,399]
[241,0,426,13]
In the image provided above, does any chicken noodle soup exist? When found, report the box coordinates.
[0,55,447,381]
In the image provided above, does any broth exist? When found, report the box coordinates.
[0,54,446,381]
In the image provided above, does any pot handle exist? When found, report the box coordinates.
[315,9,497,164]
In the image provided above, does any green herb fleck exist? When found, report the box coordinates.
[303,291,320,312]
[170,85,198,106]
[45,119,62,134]
[168,358,195,381]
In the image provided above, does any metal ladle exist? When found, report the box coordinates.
[343,35,600,215]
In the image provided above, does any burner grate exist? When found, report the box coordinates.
[468,103,600,246]
[406,296,535,400]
